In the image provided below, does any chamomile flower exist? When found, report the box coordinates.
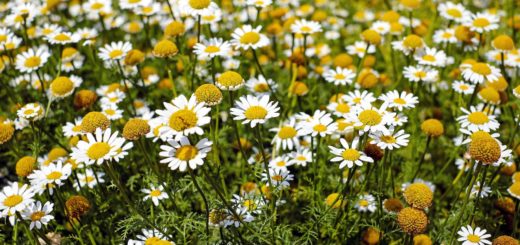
[142,184,168,206]
[414,47,447,67]
[457,107,500,132]
[101,105,124,121]
[268,156,293,171]
[15,47,50,73]
[193,38,232,60]
[0,183,34,217]
[21,201,54,230]
[231,194,264,214]
[119,0,151,9]
[346,41,376,58]
[261,168,293,189]
[155,94,211,140]
[128,229,172,245]
[231,25,270,50]
[45,32,80,45]
[433,28,457,44]
[403,65,438,83]
[288,148,312,167]
[392,35,425,55]
[17,103,44,121]
[329,138,373,169]
[290,19,322,34]
[452,80,475,95]
[28,161,72,193]
[348,103,393,133]
[270,118,301,150]
[159,136,212,172]
[74,169,105,190]
[460,62,501,84]
[469,181,491,199]
[71,128,133,165]
[246,75,277,96]
[297,110,337,137]
[342,90,376,106]
[98,41,132,61]
[457,225,491,245]
[438,2,469,23]
[355,194,376,213]
[323,67,355,86]
[370,129,410,150]
[463,12,499,33]
[379,90,418,111]
[223,207,254,228]
[230,95,280,128]
[327,101,351,118]
[180,0,218,17]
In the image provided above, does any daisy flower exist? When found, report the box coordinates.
[261,168,293,189]
[460,62,501,84]
[370,129,410,150]
[346,41,376,58]
[230,95,280,128]
[269,156,293,171]
[142,184,169,206]
[231,25,270,50]
[290,19,322,34]
[327,101,351,118]
[342,90,376,106]
[452,80,475,95]
[45,32,80,45]
[71,128,133,165]
[438,1,469,23]
[193,38,232,60]
[414,47,448,67]
[63,118,84,137]
[433,28,457,44]
[180,0,218,17]
[469,181,491,199]
[288,148,312,167]
[98,41,132,61]
[379,90,418,111]
[159,136,212,172]
[74,169,105,190]
[246,75,277,96]
[28,161,72,193]
[403,65,438,83]
[21,201,54,230]
[457,225,491,245]
[392,35,425,55]
[155,94,211,140]
[17,103,45,121]
[463,12,499,33]
[457,107,500,132]
[329,138,373,169]
[355,194,376,213]
[297,110,337,137]
[348,103,393,134]
[231,194,265,214]
[246,0,272,8]
[101,105,124,121]
[15,47,50,73]
[0,183,35,218]
[128,229,172,245]
[370,21,390,35]
[270,118,301,150]
[119,0,151,9]
[323,67,355,86]
[223,208,254,228]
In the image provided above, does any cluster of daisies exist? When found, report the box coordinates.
[2,0,520,244]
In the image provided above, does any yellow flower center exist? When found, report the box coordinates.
[169,109,198,131]
[243,199,257,210]
[468,111,489,125]
[86,142,111,160]
[3,195,23,207]
[204,45,220,53]
[446,8,462,18]
[460,84,469,90]
[54,33,71,42]
[342,149,360,161]
[72,125,82,132]
[334,74,346,80]
[176,145,198,161]
[91,2,104,10]
[300,26,312,32]
[272,175,283,181]
[393,98,406,105]
[358,109,382,126]
[422,55,436,62]
[276,161,286,167]
[150,189,162,197]
[244,106,268,120]
[253,83,269,92]
[24,56,41,68]
[189,0,210,9]
[50,77,74,96]
[381,135,396,143]
[104,109,116,116]
[359,199,369,207]
[313,124,327,132]
[30,211,45,221]
[84,176,95,183]
[336,103,350,113]
[46,171,62,180]
[24,109,35,115]
[278,126,297,139]
[471,63,491,75]
[415,71,427,78]
[296,156,306,161]
[145,237,162,245]
[240,32,260,44]
[473,18,490,28]
[467,234,481,243]
[109,49,124,59]
[128,0,141,3]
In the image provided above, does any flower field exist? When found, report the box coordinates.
[1,0,520,244]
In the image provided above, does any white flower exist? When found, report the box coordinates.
[329,138,373,169]
[119,0,151,9]
[290,19,322,34]
[0,183,35,217]
[159,136,212,172]
[261,168,293,189]
[414,47,448,67]
[438,2,469,23]
[71,128,133,165]
[457,225,491,245]
[370,129,410,150]
[74,169,105,190]
[98,41,132,61]
[403,65,438,83]
[155,94,211,140]
[270,118,301,150]
[268,156,293,171]
[342,90,376,106]
[45,32,80,45]
[378,90,418,111]
[246,75,277,96]
[346,41,376,58]
[180,0,219,17]
[452,80,475,95]
[21,201,54,230]
[323,67,355,86]
[297,110,337,137]
[457,107,500,132]
[28,161,72,194]
[463,12,499,33]
[230,95,280,128]
[355,194,376,213]
[469,181,491,199]
[15,47,50,73]
[288,148,312,167]
[128,229,172,245]
[231,25,270,50]
[17,103,45,121]
[193,38,232,60]
[142,184,168,206]
[460,62,501,84]
[348,103,393,134]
